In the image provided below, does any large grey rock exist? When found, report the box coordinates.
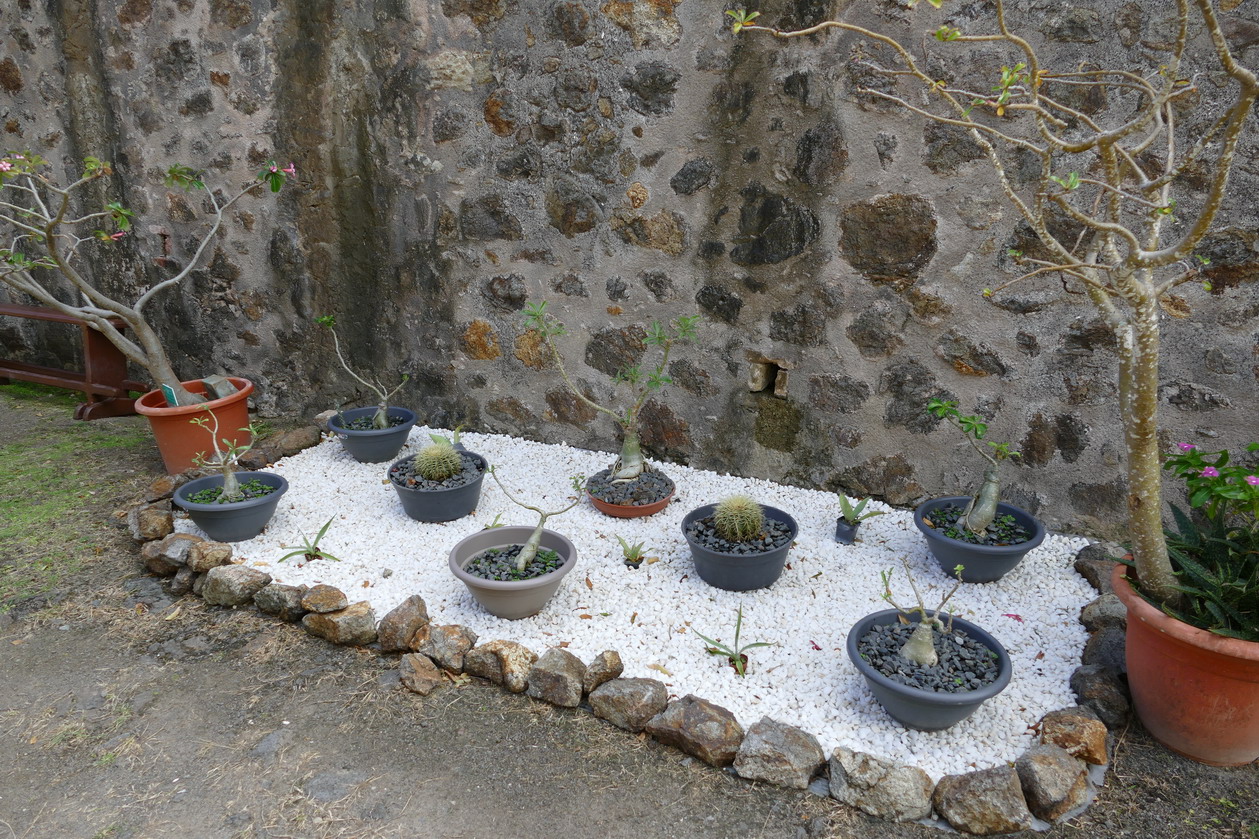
[254,583,308,622]
[464,640,538,693]
[201,565,271,606]
[583,650,623,695]
[141,533,204,576]
[413,624,478,671]
[733,717,824,790]
[1040,705,1109,765]
[302,602,378,646]
[1080,594,1127,631]
[1073,544,1119,593]
[526,647,586,707]
[932,765,1033,835]
[399,653,445,696]
[827,746,933,822]
[128,501,173,542]
[1070,665,1131,729]
[588,678,668,732]
[377,595,430,652]
[186,541,233,573]
[1081,625,1127,673]
[1016,744,1092,823]
[301,584,349,614]
[169,566,196,596]
[644,694,744,767]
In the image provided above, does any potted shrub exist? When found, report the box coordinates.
[316,315,415,463]
[913,399,1044,582]
[1112,442,1259,765]
[523,301,699,518]
[389,434,488,523]
[847,561,1012,731]
[448,471,581,619]
[729,0,1258,765]
[835,495,884,545]
[0,153,294,473]
[173,414,288,542]
[681,494,798,591]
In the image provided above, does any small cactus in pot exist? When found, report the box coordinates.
[713,495,766,542]
[414,439,464,481]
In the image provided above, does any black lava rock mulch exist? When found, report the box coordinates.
[856,621,1002,693]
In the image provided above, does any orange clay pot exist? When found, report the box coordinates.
[135,377,254,475]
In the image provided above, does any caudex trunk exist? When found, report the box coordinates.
[611,429,646,482]
[961,467,1001,535]
[900,619,942,668]
[882,559,963,669]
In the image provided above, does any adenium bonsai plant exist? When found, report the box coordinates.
[728,0,1258,610]
[0,153,293,406]
[315,314,408,429]
[522,300,699,512]
[923,399,1024,542]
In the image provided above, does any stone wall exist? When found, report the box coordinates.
[4,0,1258,537]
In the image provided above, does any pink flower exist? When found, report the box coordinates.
[0,161,10,172]
[1246,475,1259,486]
[109,231,126,240]
[269,164,278,173]
[281,162,296,176]
[1201,466,1220,478]
[1177,442,1195,452]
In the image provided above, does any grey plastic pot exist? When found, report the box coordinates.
[846,609,1013,732]
[448,526,577,620]
[681,504,798,592]
[174,471,289,543]
[390,451,488,523]
[914,497,1046,583]
[835,518,860,545]
[328,407,415,463]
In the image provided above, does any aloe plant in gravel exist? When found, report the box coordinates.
[523,301,699,517]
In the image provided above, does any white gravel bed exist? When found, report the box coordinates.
[176,426,1094,781]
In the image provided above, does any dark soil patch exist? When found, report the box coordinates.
[334,412,410,431]
[186,477,278,504]
[389,451,485,489]
[464,543,566,581]
[587,468,674,507]
[922,504,1032,546]
[856,621,1001,693]
[686,514,794,555]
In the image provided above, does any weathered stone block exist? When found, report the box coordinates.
[1040,705,1109,765]
[526,647,586,707]
[301,584,349,614]
[202,565,272,607]
[589,678,667,732]
[583,650,623,695]
[1015,744,1091,822]
[254,583,308,622]
[400,653,445,696]
[932,765,1033,835]
[828,747,933,822]
[464,639,537,693]
[128,501,173,542]
[377,595,431,652]
[733,717,824,790]
[644,694,744,767]
[186,541,234,573]
[302,602,378,646]
[414,624,478,671]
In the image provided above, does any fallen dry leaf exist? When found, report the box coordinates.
[579,614,593,620]
[585,576,593,590]
[647,663,672,677]
[630,611,638,624]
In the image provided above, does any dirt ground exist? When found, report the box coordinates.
[0,383,1256,839]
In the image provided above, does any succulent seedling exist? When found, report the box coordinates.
[616,535,652,568]
[838,495,885,526]
[278,517,341,563]
[488,467,582,573]
[693,604,773,677]
[925,399,1019,536]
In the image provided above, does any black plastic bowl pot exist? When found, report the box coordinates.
[174,471,289,542]
[681,503,798,592]
[328,407,416,463]
[390,451,488,523]
[846,609,1013,732]
[913,497,1046,584]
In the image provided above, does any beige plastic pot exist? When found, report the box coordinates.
[448,526,577,620]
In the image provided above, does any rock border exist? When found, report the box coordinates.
[122,428,1130,836]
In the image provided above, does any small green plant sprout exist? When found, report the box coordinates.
[190,413,264,504]
[278,517,341,563]
[880,559,966,668]
[482,513,505,530]
[925,399,1020,536]
[522,301,699,484]
[488,466,582,573]
[315,315,408,429]
[429,424,464,448]
[692,604,773,677]
[838,495,885,526]
[414,439,463,481]
[713,495,765,542]
[616,535,652,568]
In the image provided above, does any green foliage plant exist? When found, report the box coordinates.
[0,154,293,406]
[880,559,966,668]
[712,494,765,542]
[522,301,699,484]
[616,534,652,568]
[315,315,408,429]
[189,413,265,504]
[1133,442,1259,640]
[838,494,885,527]
[278,517,342,563]
[925,399,1020,536]
[692,604,773,677]
[487,467,582,573]
[415,440,464,481]
[727,0,1259,611]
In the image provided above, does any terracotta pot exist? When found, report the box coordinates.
[136,377,254,475]
[587,487,674,518]
[1112,563,1259,766]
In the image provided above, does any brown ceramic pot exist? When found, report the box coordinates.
[1112,563,1259,766]
[136,377,254,475]
[586,487,674,518]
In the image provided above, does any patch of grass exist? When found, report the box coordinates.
[0,380,83,408]
[0,408,149,612]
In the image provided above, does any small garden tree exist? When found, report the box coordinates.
[728,0,1257,607]
[0,153,293,405]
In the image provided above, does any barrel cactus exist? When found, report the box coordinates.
[415,441,463,481]
[713,495,765,542]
